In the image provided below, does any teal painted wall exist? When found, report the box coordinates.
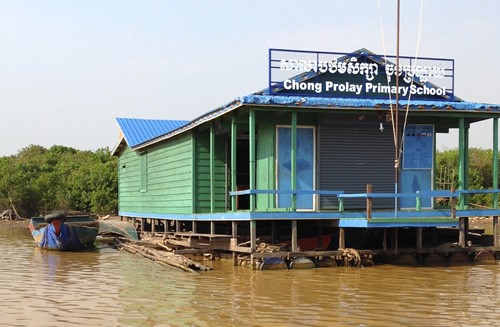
[256,122,276,210]
[254,111,317,211]
[194,132,227,213]
[118,133,194,215]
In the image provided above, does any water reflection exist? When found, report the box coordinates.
[0,226,498,326]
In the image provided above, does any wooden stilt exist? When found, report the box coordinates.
[416,227,423,249]
[459,217,466,247]
[494,216,499,247]
[164,220,168,233]
[231,221,238,266]
[366,184,372,220]
[291,220,298,252]
[232,221,238,238]
[394,228,398,253]
[339,227,345,249]
[250,221,257,269]
[152,219,156,234]
[383,229,387,251]
[316,221,322,249]
[465,217,469,245]
[210,221,215,235]
[192,221,197,233]
[271,221,277,244]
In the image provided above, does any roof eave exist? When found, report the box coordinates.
[132,99,244,151]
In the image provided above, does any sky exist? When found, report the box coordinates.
[0,0,499,156]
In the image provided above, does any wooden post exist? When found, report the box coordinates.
[458,118,466,209]
[232,221,238,238]
[231,117,237,212]
[339,227,345,249]
[316,221,323,249]
[450,186,456,219]
[492,119,498,248]
[459,217,466,247]
[250,221,257,269]
[493,118,498,208]
[192,221,197,233]
[494,216,499,247]
[415,191,421,211]
[416,227,423,249]
[393,228,398,253]
[175,220,180,233]
[291,112,297,211]
[366,184,372,220]
[165,220,168,233]
[249,110,256,211]
[210,221,215,235]
[152,219,156,234]
[382,229,387,251]
[231,221,238,266]
[271,221,277,244]
[465,217,469,245]
[291,220,298,252]
[210,122,215,213]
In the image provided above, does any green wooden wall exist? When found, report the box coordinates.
[256,121,276,210]
[194,132,227,213]
[118,133,194,215]
[255,111,317,211]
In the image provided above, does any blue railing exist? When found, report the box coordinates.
[229,188,500,218]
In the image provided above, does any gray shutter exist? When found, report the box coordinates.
[319,122,395,209]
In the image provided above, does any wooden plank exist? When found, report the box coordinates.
[251,250,374,259]
[173,232,233,238]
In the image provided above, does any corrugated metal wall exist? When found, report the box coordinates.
[318,121,395,209]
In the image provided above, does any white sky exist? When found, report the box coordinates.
[0,0,498,156]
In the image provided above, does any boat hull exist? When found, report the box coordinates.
[29,216,99,251]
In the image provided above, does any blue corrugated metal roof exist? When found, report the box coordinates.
[130,94,500,151]
[240,95,500,111]
[116,118,189,148]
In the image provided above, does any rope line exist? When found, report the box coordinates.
[377,0,397,148]
[399,0,426,164]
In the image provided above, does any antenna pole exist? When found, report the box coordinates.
[395,1,400,182]
[395,0,401,208]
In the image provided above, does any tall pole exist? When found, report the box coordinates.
[395,0,401,207]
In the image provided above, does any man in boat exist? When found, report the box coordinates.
[39,212,82,250]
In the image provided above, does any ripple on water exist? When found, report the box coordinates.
[0,227,499,326]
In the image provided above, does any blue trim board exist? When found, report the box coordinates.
[339,219,459,228]
[119,209,478,229]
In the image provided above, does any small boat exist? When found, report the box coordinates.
[29,213,138,251]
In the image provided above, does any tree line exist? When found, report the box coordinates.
[0,145,498,218]
[0,145,118,218]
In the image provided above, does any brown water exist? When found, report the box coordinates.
[1,226,499,327]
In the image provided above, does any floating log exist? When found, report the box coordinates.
[115,240,211,273]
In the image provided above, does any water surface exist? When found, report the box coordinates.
[1,225,498,326]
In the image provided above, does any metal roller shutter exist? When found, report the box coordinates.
[319,122,395,209]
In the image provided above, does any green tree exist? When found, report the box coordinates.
[0,145,118,217]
